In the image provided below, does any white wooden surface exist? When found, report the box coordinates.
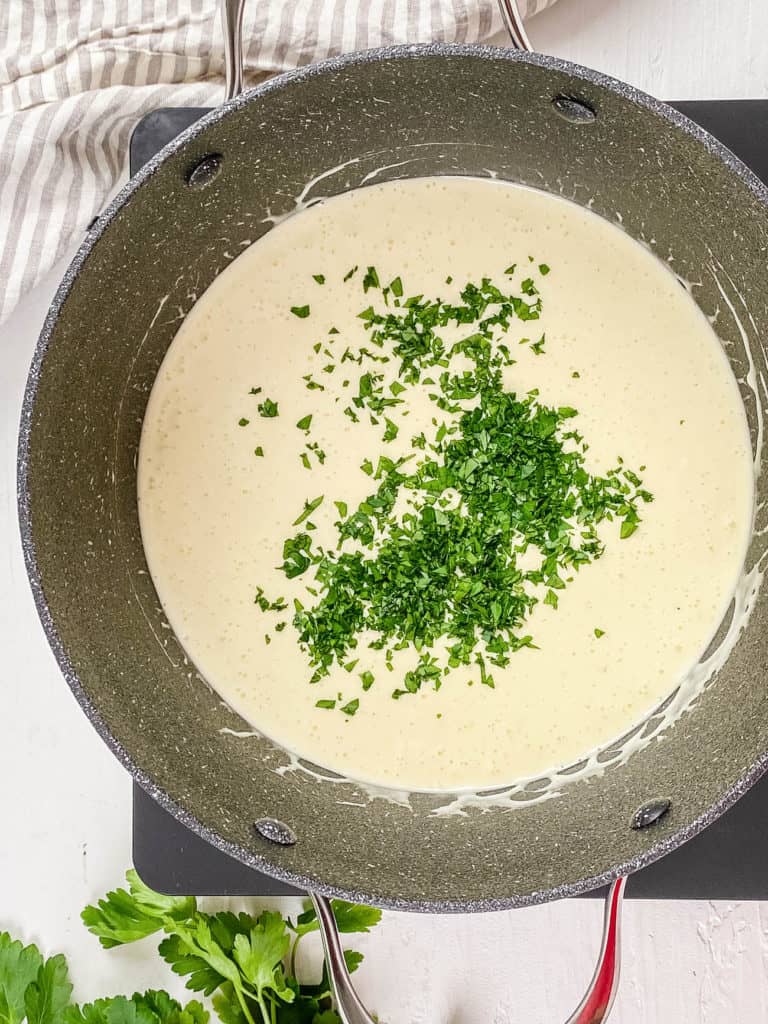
[2,1,768,1021]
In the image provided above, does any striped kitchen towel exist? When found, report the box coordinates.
[0,0,556,326]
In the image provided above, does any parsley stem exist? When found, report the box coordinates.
[256,994,270,1024]
[235,986,261,1024]
[289,935,300,981]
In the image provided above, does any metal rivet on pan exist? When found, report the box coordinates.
[631,798,671,830]
[552,95,597,125]
[186,153,223,189]
[254,818,297,846]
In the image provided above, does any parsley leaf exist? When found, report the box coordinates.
[232,914,293,1006]
[290,306,310,319]
[290,901,381,938]
[160,918,241,994]
[24,955,72,1024]
[66,994,207,1024]
[81,870,195,949]
[0,934,44,1024]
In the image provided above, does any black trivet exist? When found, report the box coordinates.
[131,98,768,898]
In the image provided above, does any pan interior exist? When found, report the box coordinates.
[20,47,768,909]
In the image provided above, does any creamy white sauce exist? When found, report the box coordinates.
[137,177,753,792]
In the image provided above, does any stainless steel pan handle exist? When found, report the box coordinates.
[310,893,378,1024]
[221,0,533,103]
[497,0,534,51]
[312,877,627,1024]
[221,0,246,100]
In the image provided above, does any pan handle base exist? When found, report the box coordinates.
[311,876,627,1024]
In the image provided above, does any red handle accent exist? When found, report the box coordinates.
[566,876,628,1024]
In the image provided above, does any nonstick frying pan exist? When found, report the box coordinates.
[17,5,768,1016]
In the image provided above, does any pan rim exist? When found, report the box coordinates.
[17,41,768,911]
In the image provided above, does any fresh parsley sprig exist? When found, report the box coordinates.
[81,871,380,1024]
[0,929,206,1024]
[0,871,381,1024]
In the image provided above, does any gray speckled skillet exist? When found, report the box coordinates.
[17,44,768,912]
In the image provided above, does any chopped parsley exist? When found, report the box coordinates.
[238,417,249,426]
[293,495,324,526]
[254,265,652,706]
[306,441,326,464]
[360,670,375,691]
[312,273,325,285]
[522,333,546,355]
[254,586,287,613]
[291,305,311,318]
[362,266,380,292]
[382,418,399,442]
[257,398,279,417]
